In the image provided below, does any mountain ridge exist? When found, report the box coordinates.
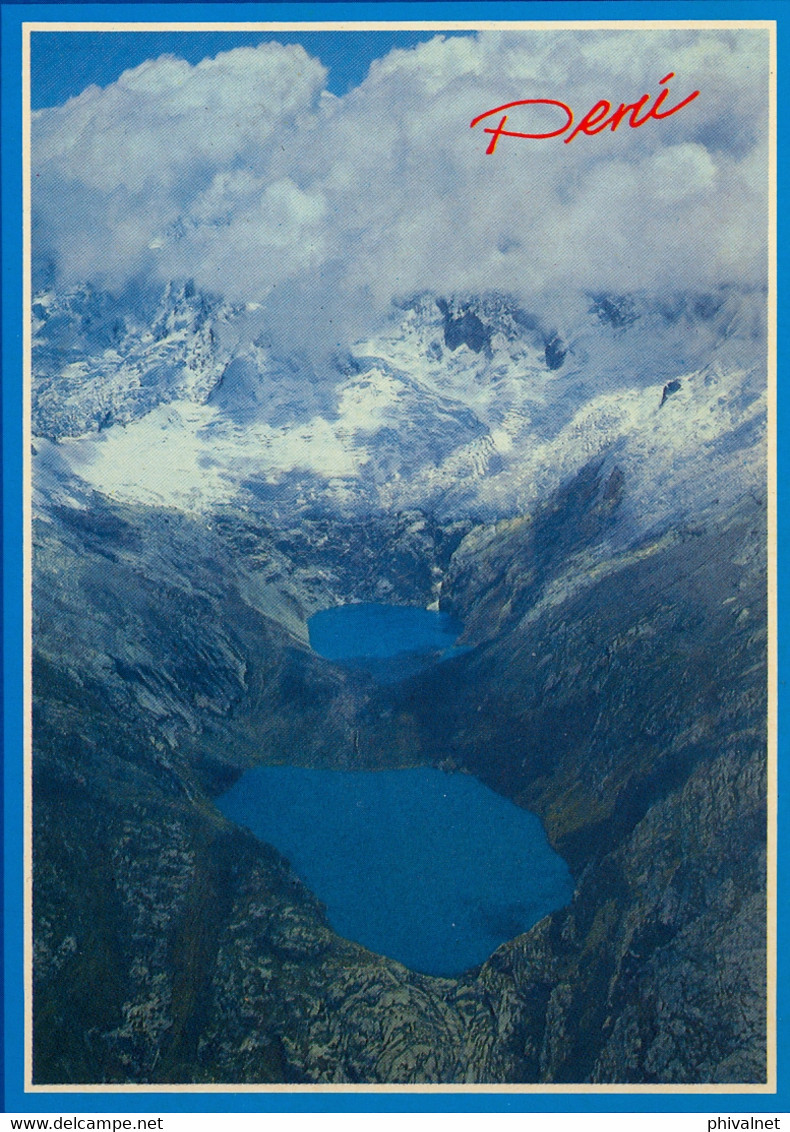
[31,280,769,1084]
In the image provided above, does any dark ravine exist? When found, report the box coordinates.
[32,458,767,1084]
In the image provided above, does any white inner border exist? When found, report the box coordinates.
[20,17,779,1097]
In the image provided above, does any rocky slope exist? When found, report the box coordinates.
[31,286,769,1085]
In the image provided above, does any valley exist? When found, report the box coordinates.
[26,24,771,1095]
[32,329,768,1082]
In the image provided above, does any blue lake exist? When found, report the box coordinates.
[217,765,574,976]
[308,602,465,682]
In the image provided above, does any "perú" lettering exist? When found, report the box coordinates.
[470,73,700,154]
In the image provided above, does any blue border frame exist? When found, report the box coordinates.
[2,0,785,1113]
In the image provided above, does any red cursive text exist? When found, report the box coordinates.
[470,73,700,154]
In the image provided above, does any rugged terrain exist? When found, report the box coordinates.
[31,286,768,1085]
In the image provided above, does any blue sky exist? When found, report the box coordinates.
[30,29,470,107]
[31,26,768,355]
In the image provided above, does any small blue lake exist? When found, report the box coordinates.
[217,765,574,977]
[308,602,465,682]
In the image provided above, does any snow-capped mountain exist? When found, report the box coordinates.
[33,281,767,552]
[31,275,770,1087]
[28,24,771,1090]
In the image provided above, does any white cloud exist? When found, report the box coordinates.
[647,144,717,202]
[32,28,770,356]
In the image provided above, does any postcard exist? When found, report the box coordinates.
[1,0,783,1115]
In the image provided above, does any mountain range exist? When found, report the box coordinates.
[31,280,769,1085]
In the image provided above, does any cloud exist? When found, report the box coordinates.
[32,28,770,356]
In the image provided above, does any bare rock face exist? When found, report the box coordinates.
[32,456,767,1085]
[31,284,768,1086]
[421,470,767,1084]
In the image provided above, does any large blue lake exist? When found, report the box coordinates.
[217,765,574,976]
[308,602,465,682]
